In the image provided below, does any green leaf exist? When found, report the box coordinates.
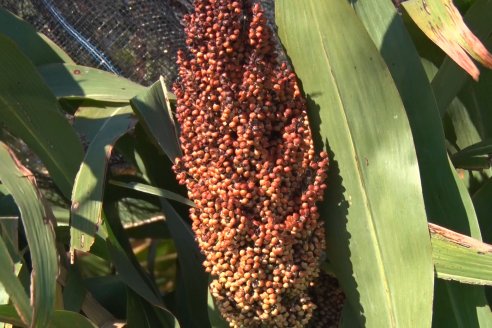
[458,71,492,141]
[71,106,136,255]
[276,1,434,327]
[421,55,492,327]
[0,304,24,327]
[473,177,492,245]
[352,0,485,235]
[0,238,31,326]
[0,142,58,327]
[62,265,87,313]
[126,288,179,328]
[430,0,492,114]
[73,105,131,144]
[160,200,209,328]
[340,304,362,328]
[0,8,73,65]
[106,241,163,307]
[0,34,84,198]
[403,0,492,81]
[130,79,182,163]
[439,160,492,327]
[102,203,167,309]
[430,223,492,285]
[38,63,145,102]
[108,180,194,207]
[50,311,98,328]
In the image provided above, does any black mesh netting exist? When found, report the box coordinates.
[0,0,275,86]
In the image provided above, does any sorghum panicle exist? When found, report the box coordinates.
[173,0,328,326]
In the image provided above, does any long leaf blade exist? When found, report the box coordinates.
[276,1,434,326]
[352,1,492,326]
[0,142,58,327]
[70,106,136,255]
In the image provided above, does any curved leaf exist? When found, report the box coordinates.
[0,142,58,327]
[70,106,136,255]
[403,0,492,80]
[130,79,182,163]
[0,35,84,198]
[431,0,492,114]
[276,1,434,327]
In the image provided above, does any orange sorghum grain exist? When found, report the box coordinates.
[173,1,328,326]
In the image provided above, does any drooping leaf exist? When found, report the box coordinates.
[130,79,182,163]
[0,34,84,198]
[71,106,136,255]
[403,0,492,81]
[431,0,492,114]
[0,8,73,65]
[0,142,58,327]
[430,223,492,285]
[38,63,145,102]
[276,1,434,327]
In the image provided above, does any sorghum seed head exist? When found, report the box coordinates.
[173,0,329,327]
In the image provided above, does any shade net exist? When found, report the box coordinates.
[0,0,275,86]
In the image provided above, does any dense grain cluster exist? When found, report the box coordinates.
[172,0,328,326]
[309,272,345,327]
